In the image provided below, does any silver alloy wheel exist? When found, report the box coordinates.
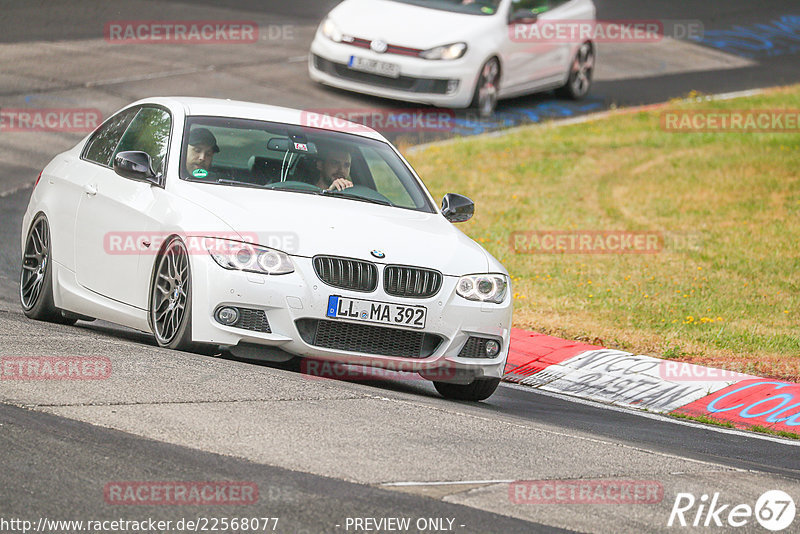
[570,43,594,97]
[477,59,499,118]
[152,239,189,344]
[20,217,49,310]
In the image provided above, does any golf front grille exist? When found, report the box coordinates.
[384,265,442,298]
[312,55,452,94]
[295,319,441,358]
[313,256,378,292]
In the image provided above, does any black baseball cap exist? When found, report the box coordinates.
[188,127,220,153]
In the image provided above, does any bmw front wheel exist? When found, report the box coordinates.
[150,236,209,353]
[433,377,501,402]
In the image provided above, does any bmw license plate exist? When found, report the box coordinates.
[327,296,426,329]
[348,55,401,78]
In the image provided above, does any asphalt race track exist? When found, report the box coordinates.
[1,1,799,533]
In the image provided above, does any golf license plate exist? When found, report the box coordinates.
[327,296,426,329]
[348,55,401,78]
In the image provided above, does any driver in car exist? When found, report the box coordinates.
[185,127,220,178]
[315,147,353,191]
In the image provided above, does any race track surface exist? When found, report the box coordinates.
[1,2,799,532]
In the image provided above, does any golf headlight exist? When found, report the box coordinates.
[456,274,508,303]
[420,42,467,60]
[321,17,343,42]
[205,238,294,275]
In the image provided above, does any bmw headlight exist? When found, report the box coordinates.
[320,17,343,42]
[420,42,467,60]
[205,238,294,275]
[456,274,508,303]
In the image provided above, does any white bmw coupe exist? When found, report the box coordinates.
[21,97,512,401]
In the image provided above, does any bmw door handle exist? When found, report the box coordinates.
[84,183,98,196]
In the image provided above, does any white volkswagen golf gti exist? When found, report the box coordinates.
[309,0,596,116]
[20,97,512,401]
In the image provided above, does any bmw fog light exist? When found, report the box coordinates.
[484,339,501,357]
[446,80,459,94]
[215,306,240,326]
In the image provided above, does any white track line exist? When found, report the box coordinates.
[0,183,33,198]
[382,479,515,487]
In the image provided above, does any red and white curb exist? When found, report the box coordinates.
[503,329,799,435]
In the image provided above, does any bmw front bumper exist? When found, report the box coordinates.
[189,254,512,380]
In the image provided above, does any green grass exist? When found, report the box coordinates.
[670,414,800,440]
[409,86,800,379]
[670,413,735,428]
[750,425,800,440]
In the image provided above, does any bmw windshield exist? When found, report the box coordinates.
[180,116,436,213]
[388,0,502,15]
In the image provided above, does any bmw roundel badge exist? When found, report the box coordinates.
[371,250,385,259]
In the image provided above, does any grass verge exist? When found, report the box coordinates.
[408,85,800,380]
[670,413,800,440]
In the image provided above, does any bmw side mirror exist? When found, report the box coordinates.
[508,9,538,25]
[441,193,474,223]
[113,151,158,184]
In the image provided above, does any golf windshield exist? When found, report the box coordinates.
[388,0,502,16]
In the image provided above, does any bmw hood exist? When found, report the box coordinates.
[178,185,492,276]
[326,0,495,50]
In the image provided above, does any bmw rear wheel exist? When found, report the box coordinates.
[20,214,76,325]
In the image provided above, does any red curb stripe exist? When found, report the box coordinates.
[504,329,603,380]
[672,379,800,434]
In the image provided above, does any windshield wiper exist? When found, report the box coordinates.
[321,189,392,206]
[216,178,261,187]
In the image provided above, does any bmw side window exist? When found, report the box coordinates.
[113,107,172,176]
[82,108,138,167]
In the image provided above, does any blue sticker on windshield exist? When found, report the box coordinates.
[327,296,339,317]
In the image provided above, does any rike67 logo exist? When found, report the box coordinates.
[668,490,796,531]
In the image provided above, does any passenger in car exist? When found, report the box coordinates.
[315,146,353,191]
[185,127,220,176]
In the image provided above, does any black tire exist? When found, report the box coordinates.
[433,377,501,402]
[557,42,594,100]
[470,58,500,118]
[149,237,213,354]
[20,214,76,325]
